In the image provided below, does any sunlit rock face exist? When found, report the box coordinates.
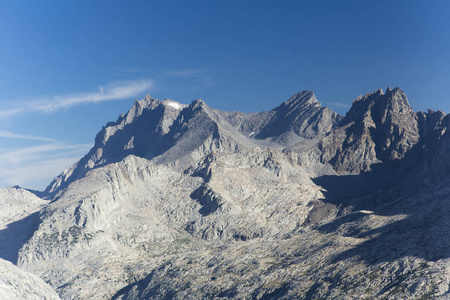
[0,257,60,299]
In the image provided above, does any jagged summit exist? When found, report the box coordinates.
[45,91,341,196]
[278,90,320,111]
[43,88,444,195]
[45,95,187,194]
[344,87,413,124]
[255,90,342,140]
[46,88,421,195]
[308,87,419,174]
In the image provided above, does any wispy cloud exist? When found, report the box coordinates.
[164,69,215,92]
[191,75,215,92]
[0,79,153,118]
[329,102,350,109]
[0,108,22,119]
[113,67,148,74]
[0,78,153,189]
[165,69,204,76]
[0,143,92,190]
[0,130,56,142]
[29,79,153,112]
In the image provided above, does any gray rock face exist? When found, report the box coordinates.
[415,109,450,183]
[4,88,450,299]
[45,96,186,195]
[297,88,420,174]
[254,90,342,140]
[0,187,59,299]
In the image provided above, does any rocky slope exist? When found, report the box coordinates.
[0,187,48,264]
[0,188,59,299]
[0,258,60,300]
[18,150,328,299]
[0,187,47,230]
[3,88,450,299]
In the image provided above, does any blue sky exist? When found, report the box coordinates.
[1,1,450,190]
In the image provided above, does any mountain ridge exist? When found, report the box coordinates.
[44,90,342,197]
[3,87,450,299]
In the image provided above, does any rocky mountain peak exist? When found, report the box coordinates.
[191,98,205,106]
[343,87,412,125]
[312,88,419,174]
[45,95,186,195]
[279,90,320,112]
[111,94,161,127]
[255,90,342,140]
[385,87,412,110]
[188,98,212,114]
[44,91,343,196]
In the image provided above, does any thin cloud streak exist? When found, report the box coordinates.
[165,69,204,76]
[164,69,215,91]
[0,143,92,190]
[0,143,92,165]
[29,79,153,112]
[0,108,22,119]
[0,79,153,118]
[0,130,56,142]
[0,78,151,188]
[329,102,350,109]
[0,157,84,190]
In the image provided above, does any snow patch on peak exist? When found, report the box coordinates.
[163,99,185,110]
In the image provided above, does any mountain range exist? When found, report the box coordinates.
[2,87,450,299]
